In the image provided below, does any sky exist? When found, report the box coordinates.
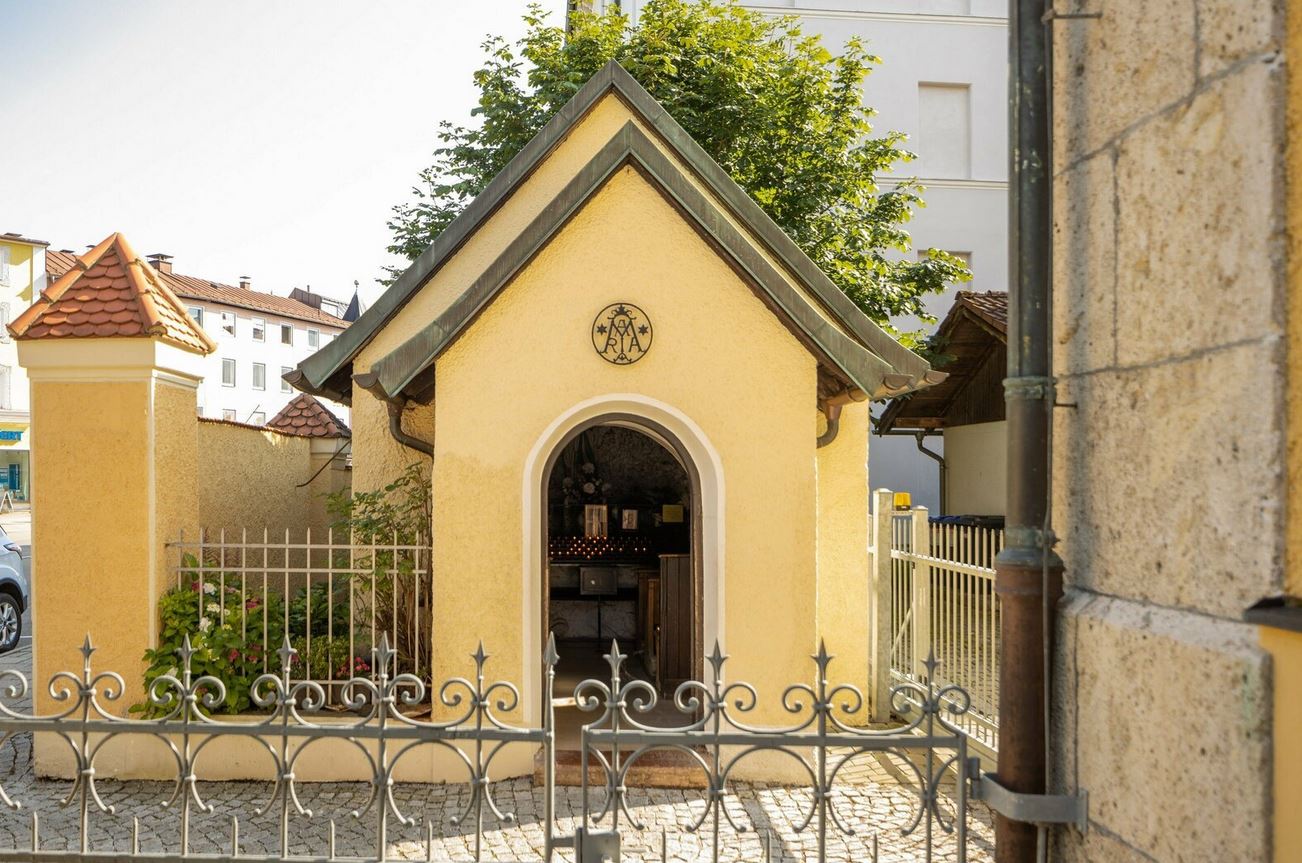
[0,0,568,307]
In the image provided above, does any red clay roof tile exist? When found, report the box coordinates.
[45,249,346,328]
[10,233,216,353]
[266,393,351,438]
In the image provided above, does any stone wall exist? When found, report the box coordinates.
[1050,2,1285,859]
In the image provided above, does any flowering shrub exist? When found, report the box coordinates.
[133,555,370,716]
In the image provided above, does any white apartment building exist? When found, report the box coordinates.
[616,0,1009,511]
[43,248,351,427]
[0,232,48,501]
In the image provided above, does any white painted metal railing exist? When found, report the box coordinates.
[167,529,432,691]
[870,493,1002,757]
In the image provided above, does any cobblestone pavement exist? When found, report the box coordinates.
[0,644,993,862]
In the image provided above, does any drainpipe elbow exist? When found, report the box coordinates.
[817,403,843,449]
[386,398,434,457]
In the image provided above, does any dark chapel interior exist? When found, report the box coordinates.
[545,425,694,697]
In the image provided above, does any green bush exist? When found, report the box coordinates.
[134,555,370,716]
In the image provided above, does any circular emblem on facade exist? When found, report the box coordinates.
[591,303,653,365]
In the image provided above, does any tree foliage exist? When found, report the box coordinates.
[386,0,969,334]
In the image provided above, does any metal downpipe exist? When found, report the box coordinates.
[386,397,434,457]
[913,431,947,514]
[995,1,1065,861]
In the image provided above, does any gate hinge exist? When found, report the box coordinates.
[970,765,1088,833]
[574,826,620,862]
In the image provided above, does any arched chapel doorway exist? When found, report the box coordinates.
[541,416,703,734]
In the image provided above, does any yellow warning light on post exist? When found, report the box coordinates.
[893,492,912,511]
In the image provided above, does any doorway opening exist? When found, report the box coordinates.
[542,419,701,744]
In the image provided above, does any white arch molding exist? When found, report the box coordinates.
[520,394,726,723]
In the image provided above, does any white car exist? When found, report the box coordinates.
[0,525,27,653]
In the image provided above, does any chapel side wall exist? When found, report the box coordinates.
[815,401,870,691]
[347,384,433,496]
[1049,5,1283,860]
[428,167,820,726]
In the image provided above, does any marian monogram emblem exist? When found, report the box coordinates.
[592,303,652,365]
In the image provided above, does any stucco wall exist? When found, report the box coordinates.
[31,379,157,707]
[943,420,1005,516]
[1050,3,1283,859]
[815,401,871,690]
[427,165,820,726]
[195,419,342,536]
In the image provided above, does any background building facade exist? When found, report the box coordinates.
[619,0,1010,512]
[0,232,47,501]
[44,250,350,427]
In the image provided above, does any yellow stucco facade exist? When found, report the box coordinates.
[427,165,820,720]
[19,338,206,709]
[336,90,891,740]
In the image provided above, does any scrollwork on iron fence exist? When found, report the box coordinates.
[575,641,976,863]
[0,633,556,862]
[0,634,979,862]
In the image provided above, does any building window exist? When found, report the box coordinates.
[917,83,971,179]
[280,324,293,345]
[0,304,10,343]
[252,317,265,342]
[307,328,319,348]
[0,366,10,411]
[221,358,236,387]
[252,362,266,390]
[220,311,236,337]
[281,366,292,393]
[222,409,236,421]
[0,248,9,286]
[196,405,204,417]
[249,411,266,425]
[187,306,203,326]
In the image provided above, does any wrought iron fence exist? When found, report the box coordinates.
[876,504,1002,757]
[0,634,983,862]
[167,529,432,696]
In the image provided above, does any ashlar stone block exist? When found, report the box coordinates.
[1053,592,1270,862]
[1052,339,1285,619]
[1053,150,1117,376]
[1053,0,1196,163]
[1197,0,1283,78]
[1114,59,1285,367]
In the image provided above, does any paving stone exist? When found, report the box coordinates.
[0,646,992,861]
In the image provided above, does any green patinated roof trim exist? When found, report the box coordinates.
[369,121,919,402]
[289,60,937,403]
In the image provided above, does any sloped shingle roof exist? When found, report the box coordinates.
[10,233,215,354]
[267,393,351,438]
[45,251,347,329]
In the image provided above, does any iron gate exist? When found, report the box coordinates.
[0,635,985,862]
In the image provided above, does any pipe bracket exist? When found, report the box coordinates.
[972,766,1088,833]
[1003,525,1058,551]
[1004,375,1056,402]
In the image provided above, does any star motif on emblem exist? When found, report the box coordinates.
[593,302,652,365]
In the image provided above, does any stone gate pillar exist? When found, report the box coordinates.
[10,233,214,712]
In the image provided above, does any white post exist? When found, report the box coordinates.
[870,489,894,722]
[910,506,931,681]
